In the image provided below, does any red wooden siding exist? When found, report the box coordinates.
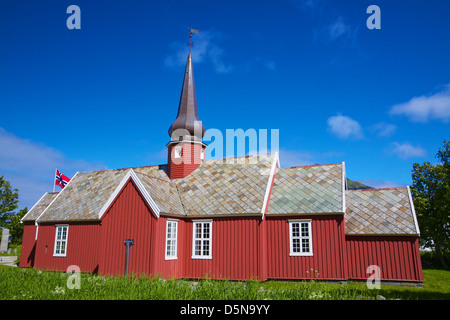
[182,217,260,280]
[151,217,187,279]
[19,222,37,268]
[346,236,423,282]
[265,215,347,280]
[99,179,158,276]
[33,222,101,273]
[167,142,204,179]
[23,177,423,283]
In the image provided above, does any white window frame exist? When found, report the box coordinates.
[192,220,212,259]
[288,220,313,256]
[53,225,69,257]
[165,219,178,260]
[174,146,182,159]
[200,148,205,160]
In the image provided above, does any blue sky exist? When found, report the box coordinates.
[1,0,449,210]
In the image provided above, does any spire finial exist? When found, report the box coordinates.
[188,28,198,54]
[168,42,206,141]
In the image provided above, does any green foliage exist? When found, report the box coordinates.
[1,265,449,300]
[0,266,371,300]
[0,176,27,244]
[411,139,450,267]
[8,208,27,244]
[0,176,19,228]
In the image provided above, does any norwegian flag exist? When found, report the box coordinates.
[55,169,71,189]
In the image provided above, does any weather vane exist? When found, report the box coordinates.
[188,27,198,54]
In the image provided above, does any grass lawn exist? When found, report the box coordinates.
[0,244,21,262]
[0,265,449,300]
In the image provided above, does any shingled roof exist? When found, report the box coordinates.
[345,187,419,235]
[32,154,275,222]
[21,192,58,222]
[25,155,419,236]
[37,169,129,222]
[176,155,273,215]
[267,163,345,215]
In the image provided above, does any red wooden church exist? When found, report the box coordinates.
[20,52,423,284]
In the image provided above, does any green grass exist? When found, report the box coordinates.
[0,243,21,259]
[1,265,449,300]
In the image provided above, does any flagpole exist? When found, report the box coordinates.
[53,168,56,193]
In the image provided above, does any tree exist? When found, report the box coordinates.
[411,139,450,267]
[9,207,28,245]
[0,176,19,228]
[0,176,27,244]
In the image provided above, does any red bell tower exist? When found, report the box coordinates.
[167,52,206,179]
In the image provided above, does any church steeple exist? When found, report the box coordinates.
[168,53,206,141]
[167,47,207,179]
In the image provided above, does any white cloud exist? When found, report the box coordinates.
[0,128,106,209]
[389,142,427,159]
[371,122,397,137]
[278,149,315,168]
[328,17,351,40]
[327,114,363,139]
[314,16,358,45]
[355,179,407,189]
[164,30,233,74]
[290,0,328,14]
[390,84,450,122]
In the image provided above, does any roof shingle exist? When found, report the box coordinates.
[267,163,344,214]
[175,155,273,215]
[28,156,419,236]
[345,188,418,235]
[21,192,58,222]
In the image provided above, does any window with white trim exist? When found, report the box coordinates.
[174,146,182,159]
[289,220,313,256]
[53,225,69,257]
[165,219,178,260]
[192,220,212,259]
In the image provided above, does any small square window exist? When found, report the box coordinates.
[289,220,312,256]
[174,146,182,159]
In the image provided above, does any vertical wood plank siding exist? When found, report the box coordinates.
[33,222,101,273]
[19,223,37,267]
[265,215,347,280]
[183,217,260,280]
[346,236,423,282]
[99,179,157,276]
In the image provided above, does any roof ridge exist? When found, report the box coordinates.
[347,187,407,192]
[287,162,343,169]
[174,182,187,216]
[85,164,166,174]
[134,170,175,184]
[204,153,274,163]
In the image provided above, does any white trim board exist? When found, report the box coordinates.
[342,161,346,214]
[21,192,48,223]
[406,186,420,236]
[261,152,280,219]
